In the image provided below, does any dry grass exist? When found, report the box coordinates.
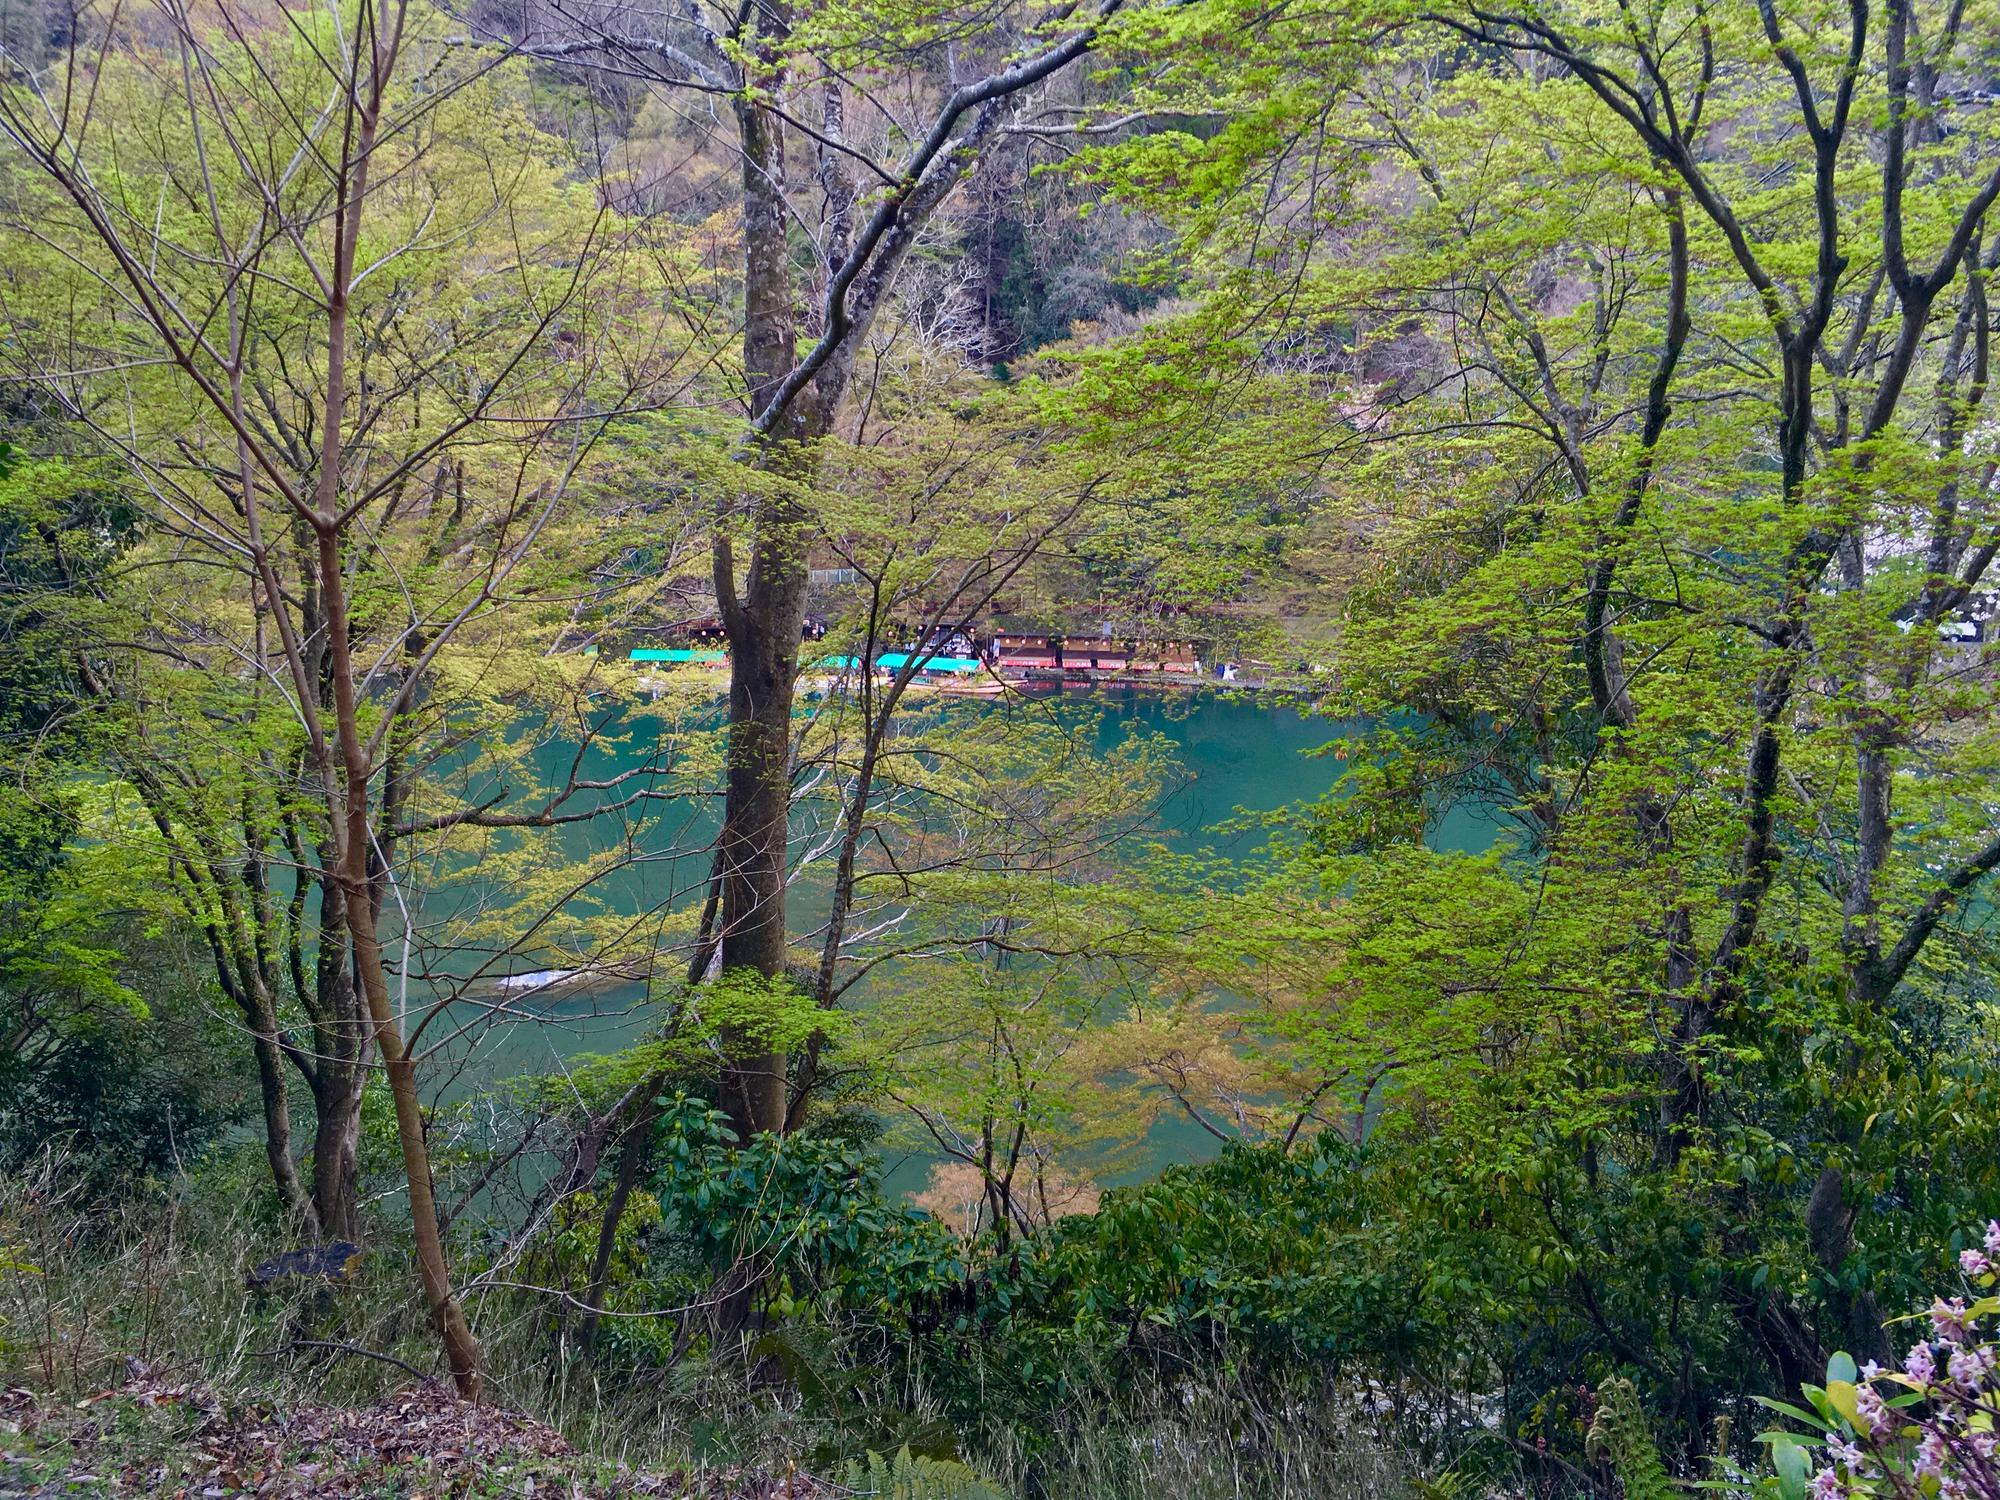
[0,1377,826,1497]
[0,1150,873,1487]
[1,1150,435,1409]
[0,1153,1424,1499]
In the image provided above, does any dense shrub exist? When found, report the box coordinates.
[604,1041,2000,1485]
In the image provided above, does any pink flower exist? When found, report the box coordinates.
[1915,1431,1950,1479]
[1854,1383,1888,1436]
[1930,1298,1972,1344]
[1985,1220,2000,1257]
[1948,1346,1985,1390]
[1961,1248,1992,1277]
[1810,1465,1846,1500]
[1908,1341,1938,1384]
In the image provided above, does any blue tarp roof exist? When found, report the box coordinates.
[867,653,983,674]
[820,653,981,674]
[629,648,982,674]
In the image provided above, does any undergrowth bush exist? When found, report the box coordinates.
[0,1123,1427,1498]
[26,1072,2000,1499]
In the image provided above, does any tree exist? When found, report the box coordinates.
[0,0,701,1393]
[0,438,208,1187]
[480,0,1183,1143]
[1044,0,2000,1419]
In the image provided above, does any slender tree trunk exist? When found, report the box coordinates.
[575,1090,660,1355]
[309,121,482,1383]
[699,0,1097,1156]
[571,857,724,1353]
[319,521,483,1399]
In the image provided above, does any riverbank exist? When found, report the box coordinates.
[628,658,1286,702]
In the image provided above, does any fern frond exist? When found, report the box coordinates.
[1585,1378,1677,1500]
[841,1445,1008,1500]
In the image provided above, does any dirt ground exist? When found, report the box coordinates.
[0,1370,820,1499]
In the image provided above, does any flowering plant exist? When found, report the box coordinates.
[1762,1223,2000,1500]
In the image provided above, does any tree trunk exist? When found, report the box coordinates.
[713,71,816,1144]
[1805,1161,1891,1366]
[716,549,807,1140]
[246,993,316,1235]
[310,1069,365,1243]
[307,872,369,1241]
[575,1090,660,1355]
[318,522,484,1400]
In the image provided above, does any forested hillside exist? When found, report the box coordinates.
[4,0,2000,1493]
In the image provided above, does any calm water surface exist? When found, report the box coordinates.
[418,688,1494,1182]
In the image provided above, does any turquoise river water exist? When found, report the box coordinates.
[413,687,1496,1184]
